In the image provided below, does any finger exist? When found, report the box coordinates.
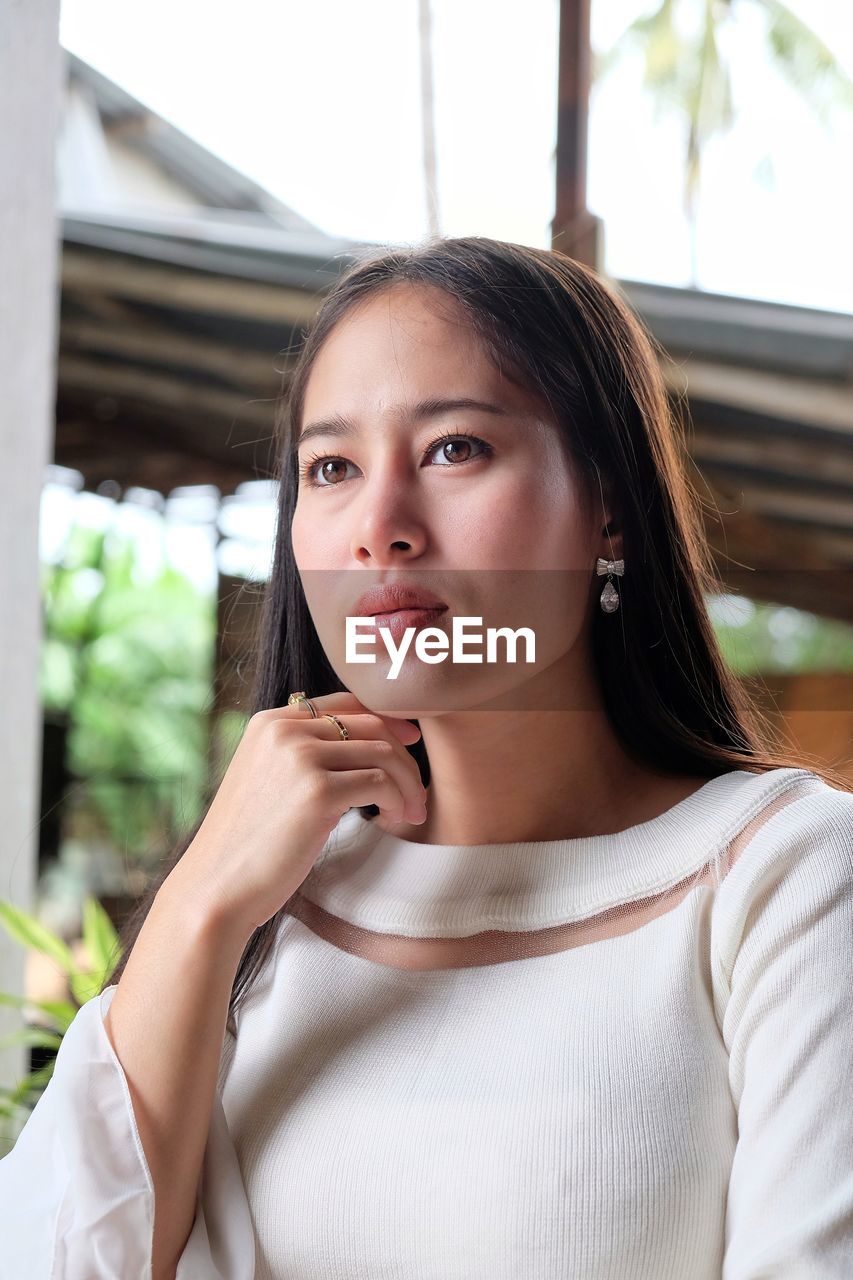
[311,737,427,821]
[314,693,422,744]
[325,767,420,828]
[264,693,422,745]
[303,713,427,807]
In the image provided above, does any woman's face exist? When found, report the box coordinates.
[290,282,605,719]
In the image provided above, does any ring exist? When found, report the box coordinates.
[323,713,349,741]
[288,691,317,718]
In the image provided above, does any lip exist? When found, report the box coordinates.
[360,606,448,648]
[353,583,448,617]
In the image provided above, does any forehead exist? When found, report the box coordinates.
[302,283,542,420]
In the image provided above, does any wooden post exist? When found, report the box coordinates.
[551,0,603,269]
[0,4,63,1092]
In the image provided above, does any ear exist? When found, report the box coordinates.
[597,482,624,563]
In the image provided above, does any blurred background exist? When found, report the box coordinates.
[2,0,853,1100]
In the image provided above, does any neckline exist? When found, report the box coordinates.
[298,767,819,937]
[364,771,736,851]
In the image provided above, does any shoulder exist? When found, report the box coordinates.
[711,774,853,984]
[739,774,853,865]
[720,771,853,881]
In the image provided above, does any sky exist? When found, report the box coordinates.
[47,0,853,593]
[57,0,853,310]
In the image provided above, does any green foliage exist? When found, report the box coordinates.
[0,897,122,1157]
[707,594,853,675]
[762,0,853,124]
[40,513,217,868]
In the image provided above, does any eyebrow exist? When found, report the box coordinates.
[294,397,512,449]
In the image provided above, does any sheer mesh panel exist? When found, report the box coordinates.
[284,778,824,971]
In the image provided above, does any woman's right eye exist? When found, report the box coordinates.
[298,455,350,487]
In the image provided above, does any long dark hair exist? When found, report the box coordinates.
[102,235,852,1027]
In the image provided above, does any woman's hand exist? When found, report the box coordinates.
[171,693,427,942]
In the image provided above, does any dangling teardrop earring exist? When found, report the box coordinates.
[596,557,625,613]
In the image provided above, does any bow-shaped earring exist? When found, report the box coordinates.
[596,557,625,614]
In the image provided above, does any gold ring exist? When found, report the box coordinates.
[288,691,317,718]
[323,713,349,740]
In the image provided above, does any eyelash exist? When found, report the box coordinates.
[297,431,494,488]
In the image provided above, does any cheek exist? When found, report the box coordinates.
[289,507,307,563]
[448,465,589,571]
[290,507,336,571]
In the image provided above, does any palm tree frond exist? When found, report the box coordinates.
[675,0,735,179]
[594,0,680,86]
[759,0,853,123]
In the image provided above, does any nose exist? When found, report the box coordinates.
[349,465,429,565]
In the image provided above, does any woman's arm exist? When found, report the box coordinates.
[103,863,253,1280]
[0,971,254,1278]
[712,787,853,1278]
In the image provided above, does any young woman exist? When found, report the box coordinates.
[2,237,852,1280]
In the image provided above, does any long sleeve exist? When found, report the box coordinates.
[0,983,255,1279]
[712,787,853,1278]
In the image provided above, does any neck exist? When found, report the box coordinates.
[388,648,675,845]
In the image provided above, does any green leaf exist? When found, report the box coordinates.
[70,971,104,1006]
[82,896,121,977]
[2,1061,55,1108]
[0,993,77,1032]
[761,0,853,123]
[0,1027,63,1051]
[0,902,76,974]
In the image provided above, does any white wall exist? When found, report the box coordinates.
[0,2,63,1090]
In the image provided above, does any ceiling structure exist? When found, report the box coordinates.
[55,209,853,624]
[623,277,853,622]
[57,210,355,496]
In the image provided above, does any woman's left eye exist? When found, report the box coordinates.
[298,432,492,488]
[425,432,492,467]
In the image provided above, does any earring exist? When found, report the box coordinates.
[596,557,625,613]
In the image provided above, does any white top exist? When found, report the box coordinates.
[2,765,853,1279]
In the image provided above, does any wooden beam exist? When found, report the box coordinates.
[701,500,827,570]
[62,248,324,324]
[661,354,853,438]
[60,318,293,393]
[722,478,853,533]
[57,354,279,429]
[689,428,853,490]
[55,402,280,493]
[551,0,601,266]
